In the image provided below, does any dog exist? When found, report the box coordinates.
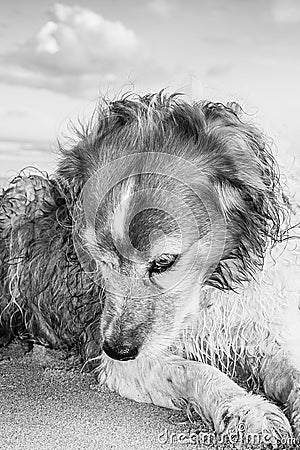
[1,91,300,444]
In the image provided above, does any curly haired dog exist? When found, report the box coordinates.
[1,92,300,443]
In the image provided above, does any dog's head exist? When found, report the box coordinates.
[58,92,290,361]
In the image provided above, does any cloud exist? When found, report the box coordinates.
[147,0,178,17]
[0,3,158,96]
[272,0,300,23]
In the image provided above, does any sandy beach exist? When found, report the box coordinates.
[0,343,205,450]
[1,343,298,450]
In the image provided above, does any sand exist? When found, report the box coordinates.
[0,344,298,450]
[0,343,205,450]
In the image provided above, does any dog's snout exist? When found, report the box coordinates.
[102,341,139,361]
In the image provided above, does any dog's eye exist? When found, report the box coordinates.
[149,254,178,276]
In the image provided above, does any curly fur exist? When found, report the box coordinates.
[1,91,300,442]
[0,172,103,361]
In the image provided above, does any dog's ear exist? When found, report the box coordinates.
[202,102,277,201]
[200,102,290,289]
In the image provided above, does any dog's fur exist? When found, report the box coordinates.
[1,91,300,441]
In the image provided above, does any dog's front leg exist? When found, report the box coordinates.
[260,351,300,436]
[98,354,291,438]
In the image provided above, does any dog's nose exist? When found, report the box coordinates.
[102,341,139,361]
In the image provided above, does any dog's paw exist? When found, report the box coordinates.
[287,384,300,437]
[215,393,292,442]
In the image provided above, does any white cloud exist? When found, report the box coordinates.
[0,3,153,96]
[36,22,59,54]
[272,0,300,23]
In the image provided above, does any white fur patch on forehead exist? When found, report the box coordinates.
[111,178,135,240]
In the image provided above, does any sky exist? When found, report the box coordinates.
[0,0,300,179]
